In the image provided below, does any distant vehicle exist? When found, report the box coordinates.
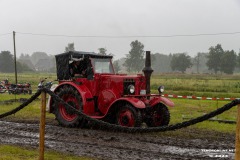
[48,51,174,128]
[1,79,32,95]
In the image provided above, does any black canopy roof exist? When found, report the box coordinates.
[55,51,113,60]
[55,51,113,80]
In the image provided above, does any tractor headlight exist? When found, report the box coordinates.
[158,85,164,94]
[128,85,135,94]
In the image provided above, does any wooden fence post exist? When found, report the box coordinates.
[235,105,240,160]
[39,91,46,160]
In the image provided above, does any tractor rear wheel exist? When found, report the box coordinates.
[146,104,170,127]
[53,86,84,127]
[116,104,142,127]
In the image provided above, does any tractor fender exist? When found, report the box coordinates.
[109,97,146,110]
[149,97,174,107]
[49,82,94,114]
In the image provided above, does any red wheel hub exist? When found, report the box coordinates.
[152,111,163,126]
[118,109,135,127]
[59,94,80,122]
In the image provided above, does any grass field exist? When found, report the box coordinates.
[0,145,93,160]
[0,72,239,159]
[151,73,240,98]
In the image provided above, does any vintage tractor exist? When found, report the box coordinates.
[48,51,174,128]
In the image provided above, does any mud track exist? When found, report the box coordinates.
[0,120,235,159]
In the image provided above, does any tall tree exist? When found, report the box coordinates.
[16,61,34,72]
[98,48,107,55]
[65,43,75,52]
[0,51,14,73]
[124,40,144,72]
[31,52,49,65]
[206,44,224,74]
[170,53,192,73]
[220,50,237,74]
[194,53,201,74]
[191,52,209,74]
[151,53,172,73]
[19,53,31,60]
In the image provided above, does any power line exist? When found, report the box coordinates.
[16,31,240,38]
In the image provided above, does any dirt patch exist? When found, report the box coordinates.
[0,120,235,159]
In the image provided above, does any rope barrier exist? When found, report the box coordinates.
[0,88,239,133]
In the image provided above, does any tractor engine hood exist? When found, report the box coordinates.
[97,74,146,96]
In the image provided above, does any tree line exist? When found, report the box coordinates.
[0,42,239,74]
[122,41,240,74]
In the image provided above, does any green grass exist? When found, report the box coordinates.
[168,98,237,133]
[0,93,31,101]
[0,145,93,160]
[0,95,55,122]
[151,73,240,97]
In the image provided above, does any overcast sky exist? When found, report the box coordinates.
[1,0,240,59]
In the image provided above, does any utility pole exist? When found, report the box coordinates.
[13,31,17,84]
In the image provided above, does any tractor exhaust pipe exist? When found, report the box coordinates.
[142,51,153,98]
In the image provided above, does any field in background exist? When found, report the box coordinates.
[2,73,240,97]
[151,73,240,98]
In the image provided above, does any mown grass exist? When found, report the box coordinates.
[0,145,94,160]
[0,94,55,123]
[151,73,240,97]
[168,98,237,133]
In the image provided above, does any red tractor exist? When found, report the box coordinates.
[48,51,174,128]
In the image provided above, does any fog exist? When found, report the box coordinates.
[1,0,240,59]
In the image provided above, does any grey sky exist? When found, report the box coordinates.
[1,0,240,59]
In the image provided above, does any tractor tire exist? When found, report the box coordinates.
[146,103,170,127]
[116,103,142,127]
[53,85,84,127]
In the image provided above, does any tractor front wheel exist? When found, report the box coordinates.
[53,86,83,127]
[146,104,170,127]
[116,104,142,127]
